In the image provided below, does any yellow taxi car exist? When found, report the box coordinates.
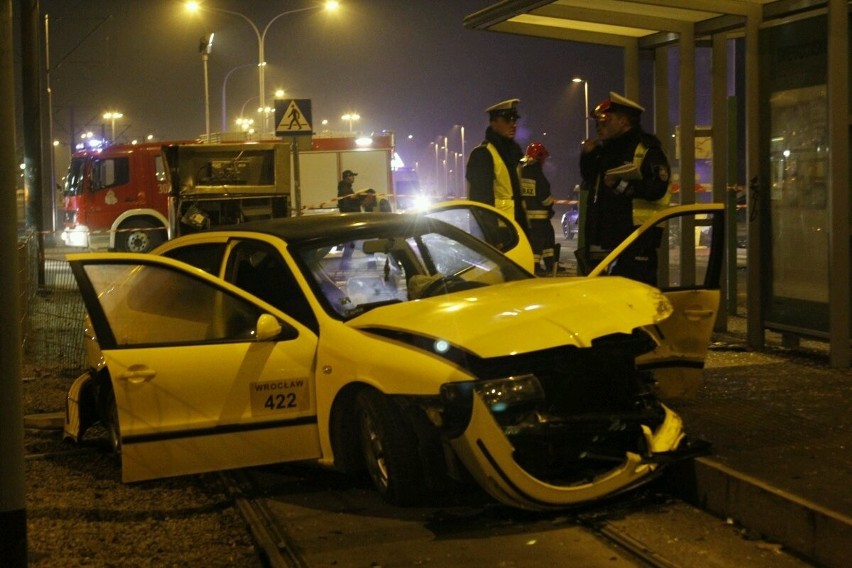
[64,202,724,510]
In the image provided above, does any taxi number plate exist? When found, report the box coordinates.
[250,379,309,415]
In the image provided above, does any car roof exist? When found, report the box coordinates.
[212,213,439,245]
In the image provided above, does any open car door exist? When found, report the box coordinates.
[67,253,321,482]
[589,204,726,398]
[420,200,535,273]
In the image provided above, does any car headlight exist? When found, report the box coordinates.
[439,374,545,437]
[473,374,545,413]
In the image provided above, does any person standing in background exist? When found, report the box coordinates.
[520,142,557,275]
[579,92,671,285]
[337,170,361,213]
[466,98,528,235]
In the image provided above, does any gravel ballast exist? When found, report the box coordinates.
[21,365,263,568]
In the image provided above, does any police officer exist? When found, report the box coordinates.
[520,142,557,275]
[579,92,670,285]
[466,98,528,234]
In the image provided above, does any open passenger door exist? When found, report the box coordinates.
[590,204,726,397]
[67,253,321,482]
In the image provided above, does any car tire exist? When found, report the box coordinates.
[356,389,425,506]
[116,219,165,253]
[562,216,575,240]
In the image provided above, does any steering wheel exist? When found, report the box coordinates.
[419,274,489,298]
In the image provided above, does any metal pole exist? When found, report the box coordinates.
[1,0,28,563]
[460,125,465,181]
[203,51,210,142]
[583,81,589,139]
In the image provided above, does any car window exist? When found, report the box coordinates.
[425,207,519,252]
[660,211,723,289]
[161,243,227,275]
[225,240,318,332]
[79,263,267,347]
[590,207,724,290]
[293,224,529,319]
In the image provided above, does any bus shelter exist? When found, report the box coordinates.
[464,0,850,368]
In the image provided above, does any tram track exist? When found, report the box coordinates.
[220,470,309,568]
[228,465,694,568]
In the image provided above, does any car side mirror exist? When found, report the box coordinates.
[255,313,298,341]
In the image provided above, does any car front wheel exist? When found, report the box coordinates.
[356,389,425,506]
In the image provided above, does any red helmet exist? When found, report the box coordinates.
[525,142,549,162]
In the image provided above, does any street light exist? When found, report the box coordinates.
[341,112,360,132]
[221,63,255,132]
[199,33,214,142]
[572,77,589,139]
[186,1,340,137]
[102,111,123,142]
[454,124,465,181]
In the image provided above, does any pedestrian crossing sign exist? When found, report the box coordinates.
[275,99,313,136]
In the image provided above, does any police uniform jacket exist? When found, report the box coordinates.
[579,127,670,250]
[466,126,527,230]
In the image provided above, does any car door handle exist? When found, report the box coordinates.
[683,308,714,321]
[117,366,156,384]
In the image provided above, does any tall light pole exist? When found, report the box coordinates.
[443,136,449,194]
[453,124,465,182]
[199,33,214,142]
[432,141,439,193]
[341,112,360,132]
[186,1,340,137]
[102,111,123,142]
[221,63,255,132]
[572,77,589,139]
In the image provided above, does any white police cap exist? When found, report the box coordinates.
[486,98,520,120]
[592,92,645,116]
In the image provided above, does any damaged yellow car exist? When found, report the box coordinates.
[65,202,724,510]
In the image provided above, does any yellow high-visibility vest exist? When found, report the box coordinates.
[630,143,670,225]
[485,143,516,217]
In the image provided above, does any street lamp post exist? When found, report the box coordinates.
[341,112,360,132]
[199,33,214,142]
[102,111,123,143]
[221,63,255,132]
[187,1,339,137]
[572,77,589,139]
[443,136,449,194]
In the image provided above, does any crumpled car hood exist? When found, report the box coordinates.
[349,276,670,358]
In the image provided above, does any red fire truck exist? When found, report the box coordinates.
[61,134,398,252]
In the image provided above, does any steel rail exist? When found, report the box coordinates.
[220,471,309,568]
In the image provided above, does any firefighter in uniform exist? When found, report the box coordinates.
[579,92,671,285]
[520,142,557,275]
[466,98,528,236]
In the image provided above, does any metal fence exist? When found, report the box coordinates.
[19,233,87,376]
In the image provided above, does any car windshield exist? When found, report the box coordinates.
[291,221,531,319]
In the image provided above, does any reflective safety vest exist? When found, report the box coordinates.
[630,143,670,226]
[485,143,516,217]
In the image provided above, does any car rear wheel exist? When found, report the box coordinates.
[356,389,425,506]
[117,219,165,253]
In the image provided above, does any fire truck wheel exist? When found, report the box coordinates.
[117,219,166,253]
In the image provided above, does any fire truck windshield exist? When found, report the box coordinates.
[63,157,86,196]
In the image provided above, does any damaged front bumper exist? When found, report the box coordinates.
[450,393,688,510]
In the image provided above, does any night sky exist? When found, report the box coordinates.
[36,0,626,198]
